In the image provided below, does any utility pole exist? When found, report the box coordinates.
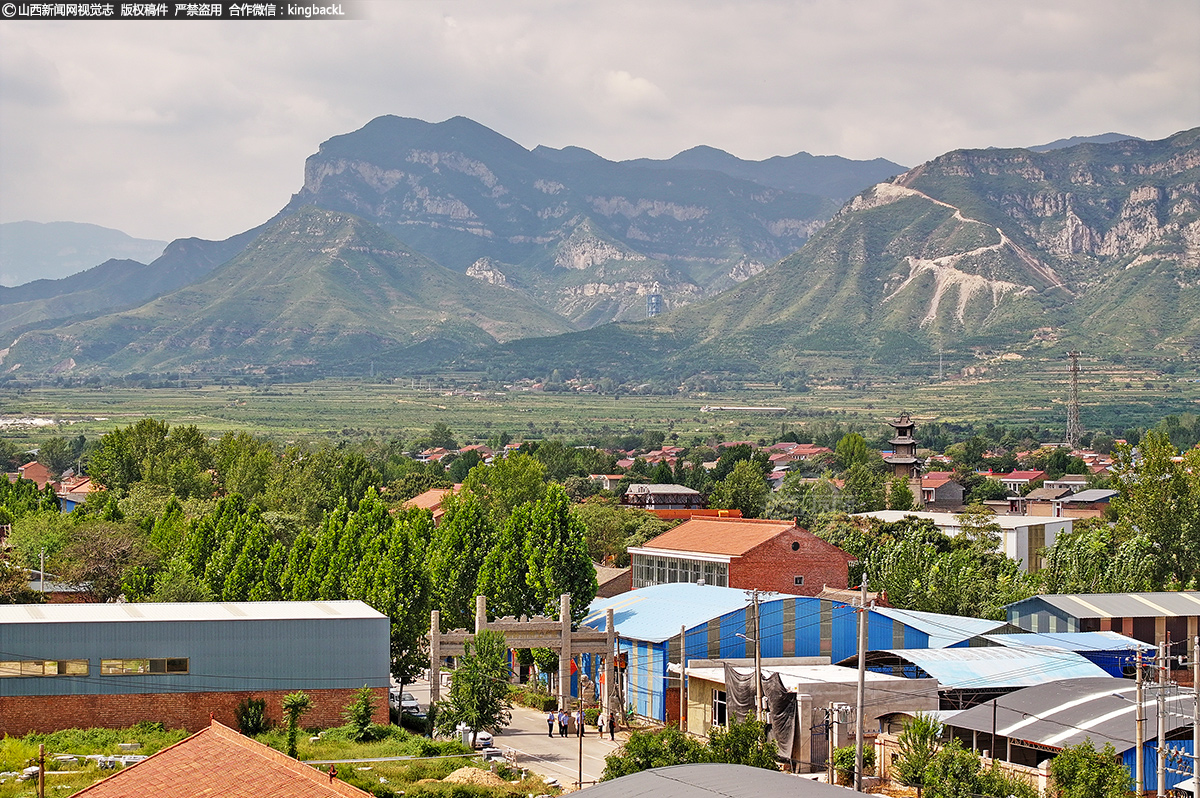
[854,578,868,792]
[745,589,763,722]
[680,623,687,732]
[1158,642,1167,798]
[1137,650,1145,795]
[1194,636,1199,788]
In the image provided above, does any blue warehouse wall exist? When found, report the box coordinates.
[1123,740,1194,793]
[623,596,932,721]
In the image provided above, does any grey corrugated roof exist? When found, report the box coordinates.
[1060,489,1118,502]
[1008,592,1200,619]
[944,676,1195,753]
[578,763,872,796]
[842,647,1111,690]
[982,631,1153,653]
[0,600,386,624]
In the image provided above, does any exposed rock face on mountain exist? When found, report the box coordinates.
[1,208,573,375]
[468,128,1200,380]
[279,115,895,326]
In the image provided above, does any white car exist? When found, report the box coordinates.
[389,688,421,715]
[454,723,494,748]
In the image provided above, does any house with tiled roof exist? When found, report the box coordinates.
[919,472,964,511]
[627,517,854,597]
[72,718,371,798]
[402,486,460,525]
[12,460,55,490]
[997,470,1045,493]
[57,475,101,513]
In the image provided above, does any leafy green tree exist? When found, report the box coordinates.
[573,498,672,566]
[766,475,851,527]
[968,477,1009,504]
[1111,432,1200,586]
[389,469,454,502]
[435,629,511,746]
[446,450,482,483]
[37,437,75,477]
[888,477,915,511]
[476,502,537,619]
[359,507,433,685]
[462,453,547,523]
[427,491,495,630]
[842,462,886,512]
[708,460,769,519]
[342,685,380,743]
[924,737,978,798]
[835,433,871,470]
[282,691,313,758]
[149,557,214,602]
[707,716,778,770]
[601,726,710,780]
[213,432,276,503]
[1048,739,1130,798]
[893,712,942,797]
[524,484,598,624]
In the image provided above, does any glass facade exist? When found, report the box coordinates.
[631,554,727,588]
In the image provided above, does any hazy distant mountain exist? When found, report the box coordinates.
[2,208,573,374]
[0,221,167,287]
[464,128,1200,380]
[0,227,262,337]
[623,145,906,201]
[1028,132,1144,152]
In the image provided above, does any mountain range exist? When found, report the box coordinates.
[1,119,1195,382]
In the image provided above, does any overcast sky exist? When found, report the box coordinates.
[2,0,1198,243]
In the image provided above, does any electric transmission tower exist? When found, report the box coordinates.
[1065,351,1082,449]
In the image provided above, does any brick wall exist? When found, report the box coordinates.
[730,528,853,596]
[0,686,389,736]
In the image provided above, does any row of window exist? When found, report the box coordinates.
[0,658,188,677]
[632,555,729,588]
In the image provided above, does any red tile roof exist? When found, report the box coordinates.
[1001,470,1046,481]
[638,517,798,556]
[73,719,371,798]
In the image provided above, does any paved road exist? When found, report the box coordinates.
[401,677,624,789]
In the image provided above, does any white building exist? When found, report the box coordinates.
[854,510,1073,573]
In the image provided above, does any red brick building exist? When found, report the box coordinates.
[627,517,854,596]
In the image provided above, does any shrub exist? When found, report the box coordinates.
[832,744,875,784]
[234,697,269,736]
[343,685,381,743]
[584,707,600,726]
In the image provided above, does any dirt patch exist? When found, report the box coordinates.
[442,766,510,787]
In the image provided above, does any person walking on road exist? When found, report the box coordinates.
[558,709,569,738]
[576,708,585,737]
[546,709,556,738]
[608,710,616,741]
[597,710,606,737]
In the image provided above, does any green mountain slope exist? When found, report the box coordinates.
[1,208,573,374]
[464,127,1200,381]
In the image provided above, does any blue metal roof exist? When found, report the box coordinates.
[867,606,1011,648]
[983,631,1154,652]
[846,646,1112,689]
[583,583,758,643]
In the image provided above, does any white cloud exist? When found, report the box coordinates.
[0,0,1197,243]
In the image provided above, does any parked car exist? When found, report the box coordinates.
[454,723,494,748]
[388,688,421,715]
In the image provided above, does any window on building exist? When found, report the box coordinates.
[0,659,88,677]
[712,689,727,727]
[100,658,188,675]
[794,576,804,586]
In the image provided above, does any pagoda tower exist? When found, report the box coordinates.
[884,413,923,479]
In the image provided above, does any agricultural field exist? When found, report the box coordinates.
[1,358,1196,449]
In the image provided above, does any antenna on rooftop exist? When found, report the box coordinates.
[1066,351,1082,449]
